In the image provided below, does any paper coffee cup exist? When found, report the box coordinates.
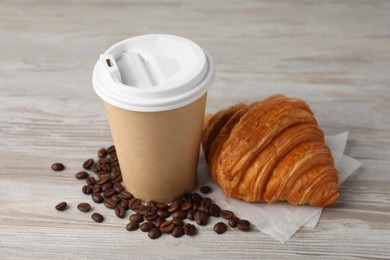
[92,34,215,202]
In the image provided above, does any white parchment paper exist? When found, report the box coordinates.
[195,132,362,243]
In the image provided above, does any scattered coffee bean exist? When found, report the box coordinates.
[140,221,155,232]
[55,201,67,211]
[160,221,175,233]
[83,159,94,170]
[126,221,139,231]
[145,213,158,221]
[194,210,208,226]
[115,205,125,218]
[186,208,196,220]
[75,171,89,180]
[86,176,96,185]
[128,198,141,209]
[220,210,234,220]
[51,162,65,171]
[77,203,91,212]
[97,148,107,158]
[200,185,212,194]
[171,218,184,226]
[209,203,221,217]
[112,194,121,203]
[82,185,92,195]
[113,182,124,193]
[98,175,111,185]
[157,209,170,218]
[191,193,202,203]
[213,222,227,234]
[92,193,104,203]
[168,201,180,213]
[129,213,144,223]
[181,201,192,211]
[171,210,186,220]
[228,216,240,228]
[106,145,116,155]
[154,216,166,228]
[237,219,251,231]
[120,199,129,210]
[171,226,184,238]
[103,198,117,209]
[103,188,115,198]
[91,213,104,223]
[119,191,133,200]
[183,223,197,236]
[92,184,101,193]
[101,182,113,192]
[148,228,161,239]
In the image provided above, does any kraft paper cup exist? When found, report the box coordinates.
[92,34,215,202]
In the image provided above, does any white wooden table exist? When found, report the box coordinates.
[1,0,389,258]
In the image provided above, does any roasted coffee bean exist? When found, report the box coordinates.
[77,203,91,212]
[126,221,139,231]
[92,184,101,193]
[148,228,161,239]
[209,203,221,217]
[171,218,184,226]
[83,159,94,170]
[92,193,104,203]
[181,201,192,211]
[200,198,212,209]
[194,210,208,226]
[91,213,104,223]
[191,193,203,203]
[103,188,115,198]
[171,226,184,238]
[103,198,117,209]
[183,223,197,236]
[172,210,186,220]
[197,206,209,214]
[128,198,141,209]
[75,171,89,180]
[112,173,122,183]
[147,200,157,209]
[86,176,96,185]
[200,185,212,194]
[140,221,155,232]
[229,217,240,228]
[98,175,111,185]
[220,210,234,220]
[160,221,175,233]
[154,216,166,228]
[192,203,199,210]
[186,208,196,220]
[119,191,133,200]
[113,182,124,193]
[98,157,111,164]
[135,205,151,212]
[168,201,180,213]
[51,162,65,171]
[145,213,158,221]
[97,148,107,158]
[101,182,113,192]
[55,201,67,211]
[129,213,144,223]
[82,185,92,195]
[156,202,168,210]
[120,199,129,210]
[90,163,102,173]
[106,145,116,155]
[111,194,121,203]
[213,222,227,234]
[182,193,193,202]
[237,220,251,231]
[157,209,170,218]
[115,205,125,218]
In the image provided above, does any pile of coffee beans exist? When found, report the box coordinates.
[53,145,251,239]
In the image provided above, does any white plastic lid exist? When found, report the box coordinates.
[92,34,214,112]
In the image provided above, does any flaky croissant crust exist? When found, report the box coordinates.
[202,94,339,207]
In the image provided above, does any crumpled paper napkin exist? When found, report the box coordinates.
[195,131,362,243]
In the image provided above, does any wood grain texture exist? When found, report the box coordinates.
[1,0,389,259]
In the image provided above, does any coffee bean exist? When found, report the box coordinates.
[171,218,184,226]
[51,162,65,171]
[113,182,124,193]
[200,198,212,209]
[83,159,94,170]
[119,191,133,200]
[183,223,196,236]
[228,217,239,228]
[145,213,158,221]
[91,213,104,223]
[200,185,212,194]
[148,228,161,239]
[55,201,67,211]
[90,163,102,173]
[160,221,175,233]
[97,148,107,158]
[126,221,139,231]
[103,198,117,209]
[128,198,141,209]
[182,193,193,202]
[98,174,111,185]
[171,226,184,238]
[77,203,91,212]
[181,201,192,211]
[172,210,186,220]
[147,200,157,209]
[98,157,111,164]
[115,205,125,218]
[156,202,168,210]
[186,208,196,220]
[92,193,104,203]
[92,184,101,193]
[129,213,144,223]
[82,185,92,195]
[103,188,115,198]
[74,171,88,180]
[237,220,251,231]
[213,222,227,234]
[209,203,221,217]
[168,201,180,213]
[106,145,116,155]
[194,210,208,226]
[86,176,96,185]
[101,183,113,192]
[157,209,170,218]
[111,194,121,203]
[154,216,165,228]
[220,210,234,220]
[191,193,203,203]
[140,221,155,232]
[120,199,129,210]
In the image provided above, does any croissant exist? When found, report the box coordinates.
[202,94,339,207]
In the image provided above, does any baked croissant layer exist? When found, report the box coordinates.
[202,94,339,207]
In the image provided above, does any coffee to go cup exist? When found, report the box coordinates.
[92,34,215,203]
